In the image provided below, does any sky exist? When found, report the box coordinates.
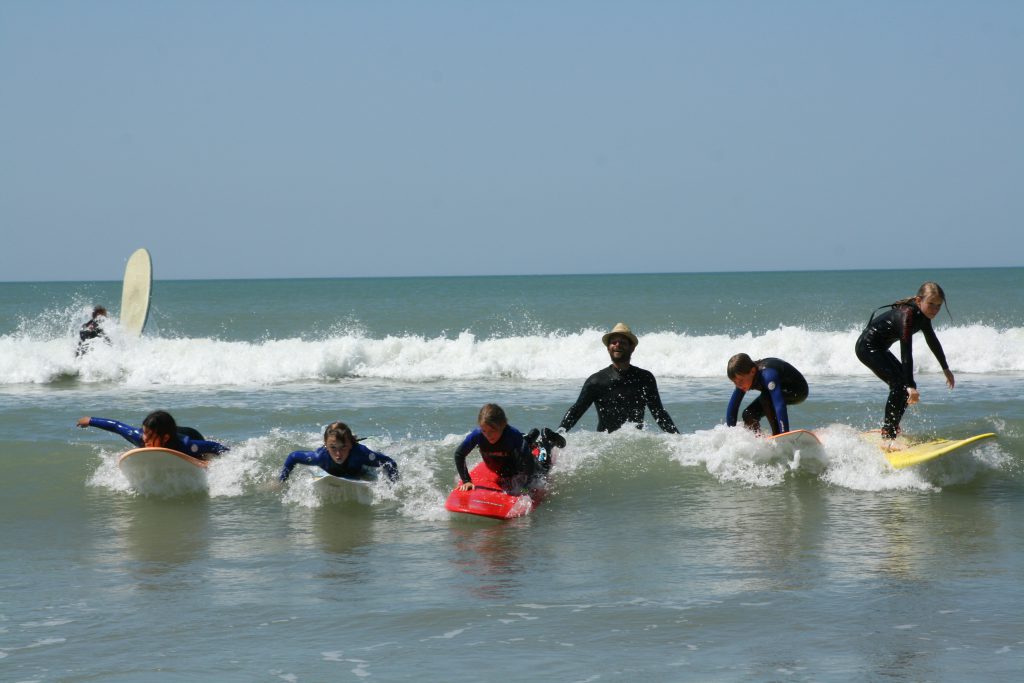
[2,1,1022,281]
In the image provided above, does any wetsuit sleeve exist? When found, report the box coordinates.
[643,374,679,434]
[560,377,599,431]
[760,367,790,434]
[898,306,917,389]
[178,437,229,457]
[361,445,399,482]
[88,418,144,447]
[278,450,320,482]
[726,388,745,427]
[454,431,479,483]
[921,319,950,371]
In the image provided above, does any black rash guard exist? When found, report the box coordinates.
[559,365,678,434]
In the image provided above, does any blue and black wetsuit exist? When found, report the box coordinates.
[726,358,808,435]
[86,417,228,459]
[855,302,949,438]
[454,425,534,486]
[559,365,678,433]
[279,443,398,482]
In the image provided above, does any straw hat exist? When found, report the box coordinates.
[601,322,639,347]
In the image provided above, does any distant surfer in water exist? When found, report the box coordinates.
[76,410,228,459]
[278,421,398,483]
[455,404,536,492]
[559,323,679,434]
[725,354,808,435]
[76,306,109,357]
[855,281,955,440]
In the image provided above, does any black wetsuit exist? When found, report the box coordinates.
[76,319,108,356]
[855,302,949,438]
[559,365,678,433]
[726,358,808,435]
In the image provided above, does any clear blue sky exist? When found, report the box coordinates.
[2,1,1021,281]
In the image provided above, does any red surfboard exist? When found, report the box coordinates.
[445,460,549,520]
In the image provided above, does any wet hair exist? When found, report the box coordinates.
[142,410,178,439]
[477,403,508,428]
[92,306,108,318]
[894,281,952,319]
[727,353,757,380]
[323,421,355,446]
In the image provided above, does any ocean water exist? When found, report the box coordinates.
[1,268,1022,681]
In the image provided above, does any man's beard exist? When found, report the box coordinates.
[609,348,632,364]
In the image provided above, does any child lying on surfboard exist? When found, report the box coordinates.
[278,421,398,483]
[76,410,228,459]
[454,404,539,493]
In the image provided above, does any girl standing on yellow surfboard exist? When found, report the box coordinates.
[855,282,955,440]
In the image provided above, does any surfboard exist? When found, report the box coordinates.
[863,432,997,468]
[445,459,551,520]
[117,446,208,493]
[120,248,152,336]
[768,429,821,451]
[310,468,376,505]
[765,429,826,471]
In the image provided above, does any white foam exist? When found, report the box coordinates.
[3,324,1022,386]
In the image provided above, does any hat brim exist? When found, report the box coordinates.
[602,331,638,347]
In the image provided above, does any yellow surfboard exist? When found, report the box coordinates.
[864,432,997,469]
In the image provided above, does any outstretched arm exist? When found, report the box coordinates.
[77,417,143,448]
[560,380,597,431]
[278,450,320,482]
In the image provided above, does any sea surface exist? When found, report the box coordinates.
[1,268,1022,681]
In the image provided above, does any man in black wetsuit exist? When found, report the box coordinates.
[559,323,679,434]
[76,306,109,357]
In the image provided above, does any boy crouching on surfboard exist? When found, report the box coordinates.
[726,354,808,436]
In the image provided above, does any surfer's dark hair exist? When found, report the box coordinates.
[478,403,507,428]
[143,410,178,439]
[324,421,355,445]
[727,353,757,379]
[91,306,108,318]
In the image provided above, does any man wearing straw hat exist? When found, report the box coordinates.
[559,322,679,434]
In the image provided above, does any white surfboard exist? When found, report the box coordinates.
[311,469,376,504]
[767,429,827,471]
[120,248,152,336]
[118,446,208,495]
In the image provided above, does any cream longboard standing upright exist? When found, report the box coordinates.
[120,248,152,336]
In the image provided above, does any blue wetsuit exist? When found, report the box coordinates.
[726,358,808,435]
[855,302,950,438]
[454,425,534,485]
[279,443,398,482]
[86,417,228,458]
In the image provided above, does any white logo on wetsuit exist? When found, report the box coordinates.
[768,381,776,391]
[190,444,199,453]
